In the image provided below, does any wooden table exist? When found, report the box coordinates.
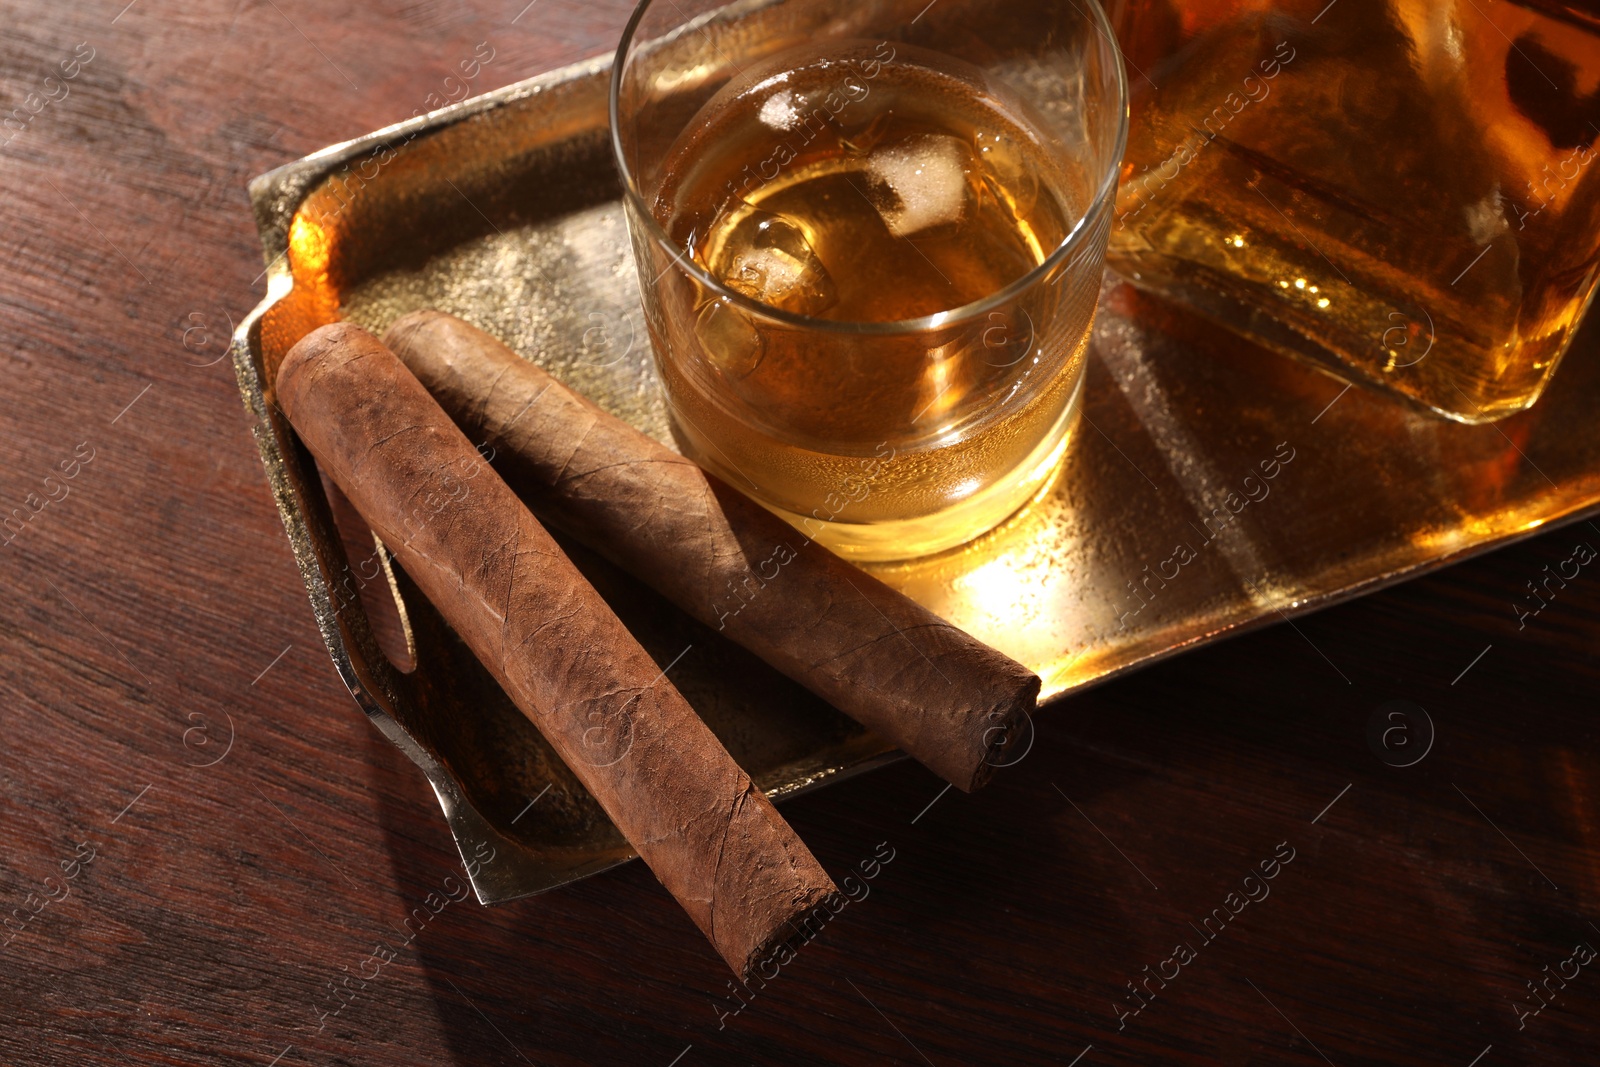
[2,2,1596,1064]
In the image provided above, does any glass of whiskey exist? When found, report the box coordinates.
[611,0,1128,560]
[1106,0,1600,423]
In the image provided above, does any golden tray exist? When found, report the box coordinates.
[231,43,1600,904]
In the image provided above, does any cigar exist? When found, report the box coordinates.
[383,311,1040,792]
[276,322,838,979]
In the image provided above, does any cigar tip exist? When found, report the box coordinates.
[390,308,447,328]
[276,321,380,408]
[382,308,450,353]
[963,671,1042,792]
[739,889,847,981]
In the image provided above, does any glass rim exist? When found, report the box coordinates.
[607,0,1131,337]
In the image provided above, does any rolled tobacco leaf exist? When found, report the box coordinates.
[277,321,838,978]
[385,310,1040,792]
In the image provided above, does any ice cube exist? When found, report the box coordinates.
[707,208,838,317]
[759,89,801,131]
[865,133,978,239]
[695,298,764,378]
[974,129,1039,218]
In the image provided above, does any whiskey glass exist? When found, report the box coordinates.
[611,0,1128,560]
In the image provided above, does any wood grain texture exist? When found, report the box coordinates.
[0,1,1595,1065]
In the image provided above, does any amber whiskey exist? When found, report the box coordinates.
[646,41,1095,557]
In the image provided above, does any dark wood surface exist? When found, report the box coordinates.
[2,2,1597,1064]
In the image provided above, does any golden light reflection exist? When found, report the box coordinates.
[956,552,1036,625]
[286,209,341,329]
[653,60,727,96]
[288,210,333,283]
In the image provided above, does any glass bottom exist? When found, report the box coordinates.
[736,371,1084,562]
